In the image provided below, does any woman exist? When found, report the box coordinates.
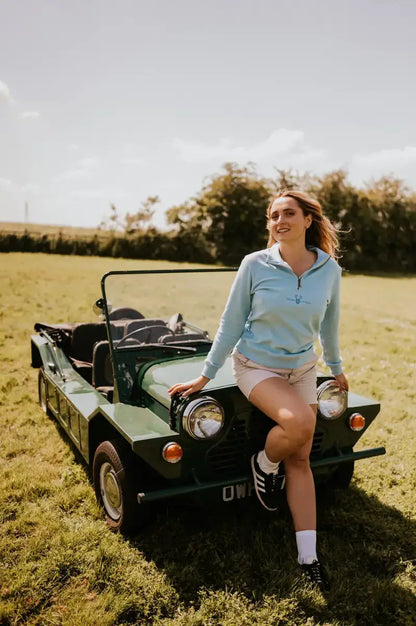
[168,190,348,591]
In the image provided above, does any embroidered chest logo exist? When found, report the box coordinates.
[286,293,311,305]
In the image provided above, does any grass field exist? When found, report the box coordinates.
[0,222,113,238]
[0,253,415,625]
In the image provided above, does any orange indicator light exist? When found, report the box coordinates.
[349,413,365,431]
[162,442,183,464]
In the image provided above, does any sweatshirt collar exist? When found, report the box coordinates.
[266,243,331,270]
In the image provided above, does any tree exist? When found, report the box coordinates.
[124,196,159,233]
[363,176,416,270]
[167,163,272,265]
[99,197,159,234]
[98,204,124,231]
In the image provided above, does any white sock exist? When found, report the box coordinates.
[257,449,280,474]
[296,530,317,565]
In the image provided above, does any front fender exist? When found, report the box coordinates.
[90,404,181,478]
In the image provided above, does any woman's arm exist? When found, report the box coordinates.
[168,256,253,397]
[201,255,253,379]
[319,267,343,377]
[168,375,210,398]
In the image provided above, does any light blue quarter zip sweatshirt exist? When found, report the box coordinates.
[202,244,343,380]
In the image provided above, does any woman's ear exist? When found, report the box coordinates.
[305,215,312,229]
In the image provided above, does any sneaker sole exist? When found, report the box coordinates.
[250,454,279,512]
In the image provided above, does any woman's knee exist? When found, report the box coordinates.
[285,452,312,474]
[286,407,316,447]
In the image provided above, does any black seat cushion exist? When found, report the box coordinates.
[71,360,93,383]
[124,319,167,335]
[108,307,144,320]
[92,341,113,387]
[71,323,108,362]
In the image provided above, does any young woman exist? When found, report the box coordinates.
[168,190,348,590]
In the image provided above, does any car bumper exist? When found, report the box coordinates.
[137,445,386,504]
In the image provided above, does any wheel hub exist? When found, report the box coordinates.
[100,462,122,520]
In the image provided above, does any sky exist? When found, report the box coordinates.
[0,0,415,229]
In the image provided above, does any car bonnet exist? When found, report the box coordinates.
[141,355,237,408]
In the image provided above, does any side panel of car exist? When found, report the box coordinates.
[32,335,180,473]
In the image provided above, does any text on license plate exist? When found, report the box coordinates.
[222,481,254,502]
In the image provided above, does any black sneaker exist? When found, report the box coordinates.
[301,560,330,591]
[250,453,285,511]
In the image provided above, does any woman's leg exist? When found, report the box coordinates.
[249,377,316,463]
[249,377,317,527]
[284,410,317,532]
[249,380,328,587]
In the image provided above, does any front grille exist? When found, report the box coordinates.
[206,418,249,474]
[310,431,324,459]
[206,413,325,475]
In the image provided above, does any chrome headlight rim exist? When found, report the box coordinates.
[182,395,225,440]
[317,379,348,420]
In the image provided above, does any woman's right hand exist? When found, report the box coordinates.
[168,375,210,398]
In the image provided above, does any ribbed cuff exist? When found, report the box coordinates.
[201,361,218,380]
[329,363,343,376]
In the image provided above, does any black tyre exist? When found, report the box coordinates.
[38,368,49,414]
[93,439,151,534]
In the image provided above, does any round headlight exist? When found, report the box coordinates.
[317,380,347,420]
[182,396,225,440]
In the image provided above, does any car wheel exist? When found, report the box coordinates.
[38,368,49,414]
[93,439,150,534]
[331,460,355,489]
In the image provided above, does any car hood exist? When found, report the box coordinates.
[141,355,237,409]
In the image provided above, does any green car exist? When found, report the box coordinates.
[31,268,385,534]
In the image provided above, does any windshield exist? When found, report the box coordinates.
[101,269,236,351]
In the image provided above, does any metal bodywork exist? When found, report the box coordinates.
[31,269,385,520]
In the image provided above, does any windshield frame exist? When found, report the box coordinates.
[100,268,237,402]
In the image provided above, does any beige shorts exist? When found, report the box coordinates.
[232,350,318,405]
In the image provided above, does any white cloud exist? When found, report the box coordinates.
[55,156,99,182]
[173,129,330,174]
[349,146,416,186]
[55,168,89,182]
[0,177,13,188]
[121,157,145,166]
[173,130,416,189]
[69,187,128,199]
[19,111,40,120]
[78,157,99,169]
[0,80,11,104]
[174,129,301,162]
[21,183,41,194]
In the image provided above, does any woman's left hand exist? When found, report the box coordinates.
[334,373,349,392]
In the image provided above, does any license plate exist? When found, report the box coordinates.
[222,481,255,502]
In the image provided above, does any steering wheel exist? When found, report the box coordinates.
[116,325,174,349]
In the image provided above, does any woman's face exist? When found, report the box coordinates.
[268,197,311,243]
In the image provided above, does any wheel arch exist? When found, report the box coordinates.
[88,412,132,466]
[31,338,43,368]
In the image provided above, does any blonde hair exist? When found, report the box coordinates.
[266,189,339,258]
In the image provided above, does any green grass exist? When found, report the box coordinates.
[0,221,110,238]
[0,253,415,625]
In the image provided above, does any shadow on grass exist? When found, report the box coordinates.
[50,419,415,623]
[133,485,416,624]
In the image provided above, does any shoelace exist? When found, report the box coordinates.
[266,472,280,493]
[306,561,322,584]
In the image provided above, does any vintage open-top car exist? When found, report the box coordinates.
[31,268,385,533]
